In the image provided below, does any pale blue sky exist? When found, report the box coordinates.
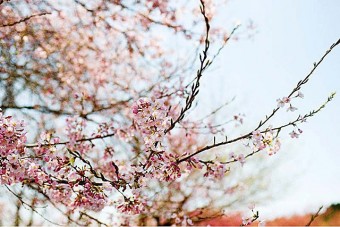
[199,0,340,219]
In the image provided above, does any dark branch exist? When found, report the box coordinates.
[0,12,51,28]
[165,0,211,134]
[178,37,340,163]
[5,186,63,226]
[306,206,323,226]
[25,132,116,148]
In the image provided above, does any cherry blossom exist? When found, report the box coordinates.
[251,128,281,155]
[277,97,290,108]
[238,154,246,166]
[289,130,300,138]
[297,91,304,98]
[287,104,298,112]
[132,98,170,150]
[0,0,338,225]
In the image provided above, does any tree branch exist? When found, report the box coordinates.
[165,0,211,134]
[178,37,340,163]
[306,206,323,226]
[0,12,51,28]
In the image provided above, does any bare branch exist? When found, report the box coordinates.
[306,206,323,226]
[0,12,51,28]
[178,37,340,163]
[5,186,63,226]
[165,0,211,134]
[25,132,116,148]
[0,0,10,5]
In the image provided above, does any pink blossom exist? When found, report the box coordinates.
[229,152,236,159]
[242,216,252,226]
[252,130,262,141]
[251,129,281,155]
[283,97,291,103]
[287,104,298,112]
[238,154,246,166]
[276,98,285,108]
[248,203,256,210]
[289,130,299,138]
[297,91,304,98]
[277,97,290,108]
[132,98,170,149]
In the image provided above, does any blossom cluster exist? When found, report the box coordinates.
[71,180,107,212]
[0,111,26,156]
[251,128,281,155]
[117,196,146,215]
[170,213,194,226]
[276,91,304,111]
[0,111,109,212]
[289,128,303,138]
[141,151,182,182]
[229,152,246,166]
[65,116,91,154]
[203,162,228,178]
[132,98,170,149]
[0,111,27,184]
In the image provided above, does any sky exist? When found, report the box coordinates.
[199,0,340,219]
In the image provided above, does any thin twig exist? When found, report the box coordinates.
[0,12,51,27]
[306,206,323,226]
[25,132,115,148]
[178,38,340,163]
[165,0,211,134]
[79,211,109,226]
[5,186,63,226]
